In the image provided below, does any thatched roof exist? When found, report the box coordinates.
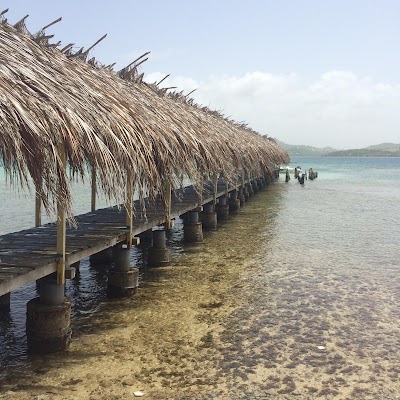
[0,10,289,220]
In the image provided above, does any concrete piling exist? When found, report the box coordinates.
[244,185,250,200]
[36,271,57,293]
[139,228,153,244]
[184,211,203,242]
[38,279,65,305]
[107,243,139,297]
[26,278,71,353]
[228,190,240,212]
[238,186,245,206]
[216,196,229,221]
[148,229,170,266]
[201,204,217,230]
[261,177,267,188]
[247,182,254,197]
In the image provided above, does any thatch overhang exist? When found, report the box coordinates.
[0,11,289,222]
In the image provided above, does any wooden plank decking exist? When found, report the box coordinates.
[0,180,233,296]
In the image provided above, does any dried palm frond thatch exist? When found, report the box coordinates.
[0,10,289,223]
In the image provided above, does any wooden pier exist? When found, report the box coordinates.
[0,9,288,354]
[0,179,234,297]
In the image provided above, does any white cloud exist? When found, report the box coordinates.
[145,70,400,149]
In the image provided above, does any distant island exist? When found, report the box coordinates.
[275,140,400,157]
[324,143,400,157]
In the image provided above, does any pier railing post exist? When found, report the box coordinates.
[198,171,204,207]
[165,180,173,230]
[56,147,67,286]
[239,173,245,206]
[247,172,254,197]
[35,190,41,227]
[125,171,134,249]
[91,165,96,212]
[213,173,218,206]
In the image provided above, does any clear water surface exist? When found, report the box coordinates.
[0,157,399,399]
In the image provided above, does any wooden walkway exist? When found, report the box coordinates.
[0,180,233,296]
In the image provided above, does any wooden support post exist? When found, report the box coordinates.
[165,180,172,230]
[91,165,96,212]
[198,172,204,206]
[125,171,134,249]
[225,178,229,198]
[213,174,218,206]
[56,148,67,286]
[35,190,41,227]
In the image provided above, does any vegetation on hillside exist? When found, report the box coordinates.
[274,139,337,156]
[324,148,400,157]
[275,139,400,157]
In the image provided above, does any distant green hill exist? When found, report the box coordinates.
[365,143,400,151]
[325,148,400,157]
[325,143,400,157]
[275,139,338,156]
[275,139,400,157]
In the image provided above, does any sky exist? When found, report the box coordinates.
[4,0,400,149]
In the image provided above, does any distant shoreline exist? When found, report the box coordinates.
[289,154,400,158]
[323,151,400,157]
[276,140,400,158]
[288,153,400,158]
